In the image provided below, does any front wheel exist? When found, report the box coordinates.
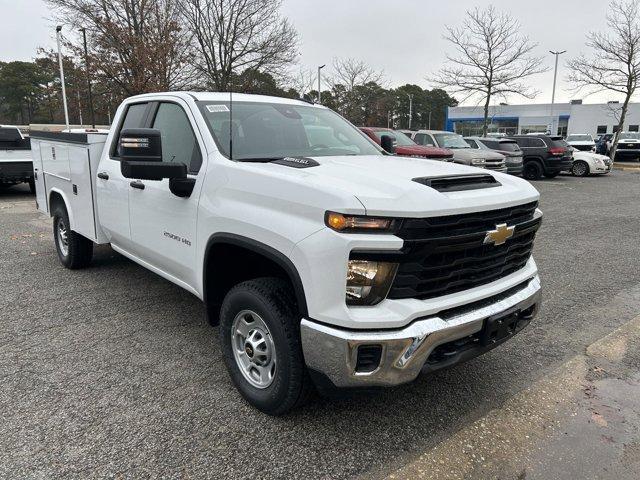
[571,161,590,177]
[219,277,312,415]
[52,204,93,269]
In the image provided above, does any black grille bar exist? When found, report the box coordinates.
[385,202,540,300]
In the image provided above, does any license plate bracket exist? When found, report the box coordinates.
[479,310,522,346]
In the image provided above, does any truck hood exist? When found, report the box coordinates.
[448,148,500,163]
[395,145,453,159]
[265,155,539,217]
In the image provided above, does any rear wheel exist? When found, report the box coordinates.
[220,277,313,415]
[571,161,590,177]
[52,204,93,269]
[523,161,543,180]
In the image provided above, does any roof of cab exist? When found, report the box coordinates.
[124,91,325,107]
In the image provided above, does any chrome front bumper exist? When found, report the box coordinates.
[300,276,541,388]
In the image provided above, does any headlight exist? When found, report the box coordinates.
[346,260,398,305]
[326,212,397,233]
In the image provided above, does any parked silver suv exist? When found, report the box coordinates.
[464,136,524,176]
[409,130,507,173]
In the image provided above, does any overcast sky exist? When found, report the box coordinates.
[0,0,622,106]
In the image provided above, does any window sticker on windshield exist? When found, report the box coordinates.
[206,105,230,113]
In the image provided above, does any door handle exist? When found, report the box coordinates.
[130,180,145,190]
[97,172,109,180]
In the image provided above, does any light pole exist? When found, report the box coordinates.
[80,28,96,128]
[549,50,566,135]
[405,93,413,130]
[317,64,326,103]
[56,25,70,131]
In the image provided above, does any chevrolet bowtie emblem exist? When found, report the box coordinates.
[484,223,515,246]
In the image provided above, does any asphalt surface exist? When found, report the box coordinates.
[2,170,640,479]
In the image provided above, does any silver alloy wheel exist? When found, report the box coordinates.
[573,161,588,176]
[57,217,69,257]
[231,310,276,389]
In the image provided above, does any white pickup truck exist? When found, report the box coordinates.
[31,92,542,415]
[0,125,34,192]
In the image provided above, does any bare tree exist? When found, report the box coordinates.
[567,0,640,160]
[431,6,547,136]
[331,57,384,91]
[46,0,193,95]
[285,67,317,98]
[179,0,298,91]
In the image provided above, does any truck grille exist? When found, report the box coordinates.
[484,160,506,171]
[387,202,540,300]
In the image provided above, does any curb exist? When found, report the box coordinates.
[613,165,640,171]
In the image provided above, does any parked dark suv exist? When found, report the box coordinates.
[507,135,573,180]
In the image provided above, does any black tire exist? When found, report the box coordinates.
[52,204,93,269]
[571,160,590,177]
[543,171,559,178]
[219,277,312,415]
[523,161,543,180]
[28,178,36,194]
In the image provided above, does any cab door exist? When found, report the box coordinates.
[127,100,205,288]
[96,102,150,248]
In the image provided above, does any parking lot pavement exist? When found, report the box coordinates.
[1,171,640,479]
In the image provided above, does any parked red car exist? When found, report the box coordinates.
[360,127,454,161]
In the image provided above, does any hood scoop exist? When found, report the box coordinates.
[413,174,501,192]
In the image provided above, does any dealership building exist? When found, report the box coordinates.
[446,101,640,137]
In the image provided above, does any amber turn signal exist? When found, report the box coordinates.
[325,212,395,232]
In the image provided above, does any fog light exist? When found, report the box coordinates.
[346,260,398,306]
[355,344,383,373]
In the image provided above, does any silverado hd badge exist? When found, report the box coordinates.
[271,157,319,168]
[484,223,515,246]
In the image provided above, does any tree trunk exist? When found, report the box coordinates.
[482,92,491,137]
[610,93,632,162]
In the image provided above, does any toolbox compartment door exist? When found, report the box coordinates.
[31,139,48,214]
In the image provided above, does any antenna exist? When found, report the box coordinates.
[229,86,233,160]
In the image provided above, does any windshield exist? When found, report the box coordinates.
[197,101,382,160]
[620,132,640,140]
[434,133,470,149]
[567,135,593,142]
[372,130,415,147]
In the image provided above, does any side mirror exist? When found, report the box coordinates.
[380,134,396,154]
[119,128,186,181]
[119,128,162,162]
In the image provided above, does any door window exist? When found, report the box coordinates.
[414,133,434,146]
[465,139,479,148]
[112,102,148,157]
[152,103,202,174]
[513,138,530,148]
